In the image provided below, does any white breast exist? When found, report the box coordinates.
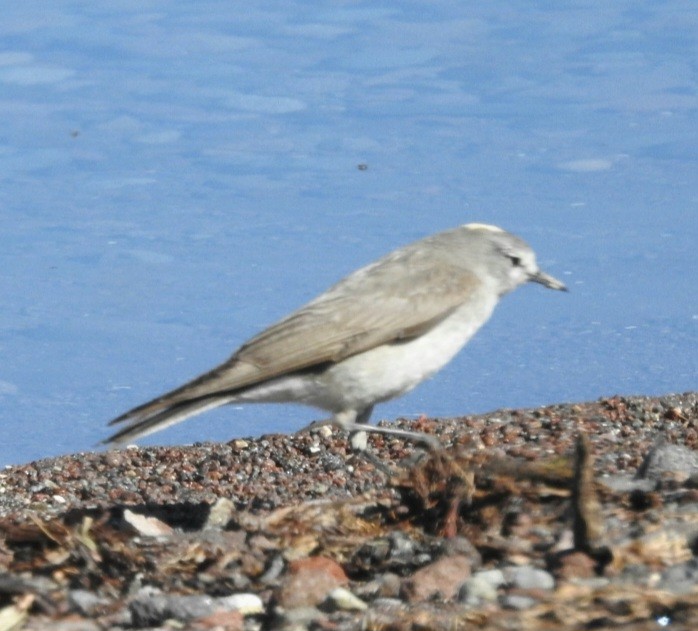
[320,297,497,409]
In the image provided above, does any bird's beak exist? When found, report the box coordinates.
[530,270,568,291]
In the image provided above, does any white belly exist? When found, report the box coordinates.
[232,296,497,413]
[319,298,496,410]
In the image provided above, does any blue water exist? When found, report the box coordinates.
[1,2,695,466]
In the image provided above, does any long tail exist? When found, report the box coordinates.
[102,359,257,445]
[102,395,235,445]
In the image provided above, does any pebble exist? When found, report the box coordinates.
[221,593,264,615]
[67,590,111,616]
[387,531,420,564]
[276,556,348,608]
[130,588,214,626]
[128,587,262,626]
[400,555,472,602]
[122,509,173,537]
[372,597,406,610]
[204,497,235,529]
[473,568,506,589]
[457,570,504,607]
[504,565,555,590]
[354,572,402,599]
[501,594,537,610]
[658,558,698,595]
[259,553,285,583]
[354,531,429,572]
[637,443,698,480]
[323,587,367,611]
[317,425,333,439]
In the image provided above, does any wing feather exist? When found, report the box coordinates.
[232,252,479,377]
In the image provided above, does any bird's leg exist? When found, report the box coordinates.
[346,407,395,475]
[342,407,443,451]
[297,407,442,452]
[346,407,443,474]
[358,423,443,450]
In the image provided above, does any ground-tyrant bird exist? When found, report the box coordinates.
[104,223,566,449]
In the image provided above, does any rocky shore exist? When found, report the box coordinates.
[0,393,697,630]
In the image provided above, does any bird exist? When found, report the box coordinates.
[104,223,566,449]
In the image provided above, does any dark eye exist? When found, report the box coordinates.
[508,255,522,267]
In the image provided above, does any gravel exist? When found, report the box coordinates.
[0,392,696,630]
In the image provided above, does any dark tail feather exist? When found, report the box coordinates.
[101,396,233,445]
[107,360,244,428]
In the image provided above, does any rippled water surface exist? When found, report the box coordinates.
[1,2,696,465]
